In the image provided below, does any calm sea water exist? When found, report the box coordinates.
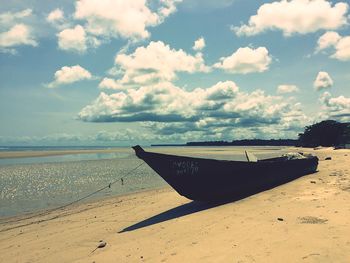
[0,146,289,217]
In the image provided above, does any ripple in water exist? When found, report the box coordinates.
[0,155,165,217]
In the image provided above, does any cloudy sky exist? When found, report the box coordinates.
[1,0,350,146]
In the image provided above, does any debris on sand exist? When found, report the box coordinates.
[91,240,107,254]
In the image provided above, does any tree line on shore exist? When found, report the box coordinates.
[298,120,350,148]
[184,120,350,147]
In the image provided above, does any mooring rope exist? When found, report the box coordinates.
[0,161,145,230]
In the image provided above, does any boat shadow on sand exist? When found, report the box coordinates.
[118,191,267,233]
[118,200,227,233]
[118,170,318,233]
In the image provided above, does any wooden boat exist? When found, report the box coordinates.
[132,145,318,202]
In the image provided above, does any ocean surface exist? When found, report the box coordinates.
[0,146,290,217]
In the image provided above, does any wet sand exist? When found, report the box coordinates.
[0,147,350,262]
[0,148,130,159]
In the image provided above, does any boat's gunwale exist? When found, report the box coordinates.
[137,147,317,165]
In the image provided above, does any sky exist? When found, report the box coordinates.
[0,0,350,146]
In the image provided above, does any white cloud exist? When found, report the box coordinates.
[57,25,88,53]
[193,37,205,51]
[0,9,32,27]
[0,24,37,53]
[46,8,70,31]
[78,80,308,139]
[213,47,272,74]
[0,9,37,54]
[313,71,333,90]
[47,65,93,88]
[98,78,124,90]
[320,92,350,121]
[316,31,341,52]
[47,8,64,23]
[105,41,209,88]
[333,36,350,60]
[233,0,348,37]
[158,0,183,18]
[277,85,299,94]
[316,31,350,60]
[74,0,182,41]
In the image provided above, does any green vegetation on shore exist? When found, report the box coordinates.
[298,120,350,148]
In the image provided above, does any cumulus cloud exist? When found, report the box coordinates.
[213,47,272,74]
[46,8,70,30]
[233,0,348,37]
[316,31,350,61]
[49,1,182,52]
[320,92,350,121]
[57,25,88,53]
[333,36,350,61]
[313,71,333,90]
[47,65,93,88]
[158,0,183,18]
[98,78,124,90]
[74,0,182,41]
[0,24,37,47]
[277,85,299,94]
[104,41,209,88]
[316,31,341,52]
[193,37,205,51]
[78,80,308,139]
[47,8,64,23]
[0,9,32,27]
[0,9,37,54]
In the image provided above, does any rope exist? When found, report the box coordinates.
[0,161,144,228]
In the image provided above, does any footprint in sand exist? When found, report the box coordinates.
[298,216,328,224]
[341,185,350,192]
[329,171,344,176]
[302,253,320,260]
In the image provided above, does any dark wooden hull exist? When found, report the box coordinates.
[132,146,319,202]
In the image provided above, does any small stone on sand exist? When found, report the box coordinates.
[98,241,106,248]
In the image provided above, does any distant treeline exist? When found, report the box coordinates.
[152,120,350,148]
[186,139,298,146]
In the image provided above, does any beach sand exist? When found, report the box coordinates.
[0,147,350,262]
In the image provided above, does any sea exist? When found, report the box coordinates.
[0,146,290,218]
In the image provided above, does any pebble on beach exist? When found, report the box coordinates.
[325,157,332,160]
[98,241,107,248]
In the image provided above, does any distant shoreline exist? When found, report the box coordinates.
[152,139,298,147]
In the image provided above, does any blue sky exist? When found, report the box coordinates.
[0,0,350,146]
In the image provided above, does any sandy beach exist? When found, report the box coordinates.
[0,147,350,262]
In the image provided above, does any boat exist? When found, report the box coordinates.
[132,145,319,202]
